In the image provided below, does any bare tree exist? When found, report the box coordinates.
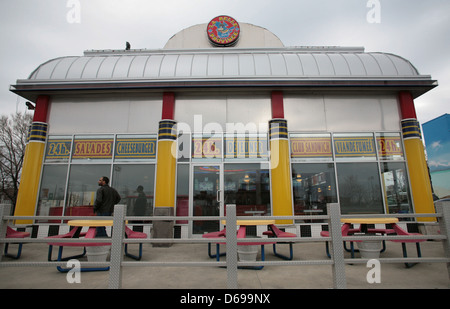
[0,112,33,210]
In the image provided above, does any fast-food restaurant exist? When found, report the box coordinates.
[10,16,438,238]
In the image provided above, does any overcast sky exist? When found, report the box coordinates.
[0,0,448,125]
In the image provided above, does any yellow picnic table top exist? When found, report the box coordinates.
[221,219,276,226]
[340,218,399,224]
[68,220,115,227]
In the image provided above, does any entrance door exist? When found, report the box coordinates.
[191,164,223,235]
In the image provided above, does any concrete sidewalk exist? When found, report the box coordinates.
[0,240,448,289]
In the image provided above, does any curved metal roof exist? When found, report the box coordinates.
[11,47,436,101]
[27,47,422,81]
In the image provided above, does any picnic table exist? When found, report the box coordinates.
[204,219,297,269]
[46,219,146,272]
[321,217,426,267]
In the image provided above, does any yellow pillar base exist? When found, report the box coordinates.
[404,138,435,222]
[154,140,177,208]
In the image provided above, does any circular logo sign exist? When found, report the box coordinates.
[207,16,240,47]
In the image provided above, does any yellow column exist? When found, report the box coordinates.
[399,92,435,222]
[402,119,435,222]
[154,120,177,208]
[14,95,50,224]
[269,119,293,224]
[14,122,48,224]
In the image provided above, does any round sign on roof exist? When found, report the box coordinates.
[207,16,240,47]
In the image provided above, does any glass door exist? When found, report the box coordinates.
[191,164,223,235]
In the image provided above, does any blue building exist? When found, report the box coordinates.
[423,113,450,198]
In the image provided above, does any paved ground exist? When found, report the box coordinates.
[0,239,448,290]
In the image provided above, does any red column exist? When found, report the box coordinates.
[33,95,50,122]
[271,91,284,118]
[162,92,175,120]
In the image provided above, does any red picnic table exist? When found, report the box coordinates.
[203,220,297,269]
[46,220,146,272]
[321,217,426,267]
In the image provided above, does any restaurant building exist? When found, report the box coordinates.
[10,16,437,237]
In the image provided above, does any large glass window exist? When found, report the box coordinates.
[39,129,412,226]
[292,163,337,220]
[290,133,335,222]
[112,164,155,217]
[336,163,384,214]
[380,162,412,214]
[224,163,271,216]
[176,164,190,224]
[39,134,161,222]
[65,164,111,215]
[36,165,68,222]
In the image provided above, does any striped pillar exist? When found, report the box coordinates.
[399,92,435,222]
[154,119,177,208]
[154,93,177,209]
[14,96,50,224]
[269,92,293,224]
[153,93,177,244]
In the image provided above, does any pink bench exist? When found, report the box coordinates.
[4,226,30,259]
[262,225,296,260]
[202,228,227,259]
[389,224,426,268]
[124,226,147,260]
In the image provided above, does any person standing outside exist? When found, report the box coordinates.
[94,176,121,237]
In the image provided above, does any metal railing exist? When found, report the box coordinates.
[1,202,449,289]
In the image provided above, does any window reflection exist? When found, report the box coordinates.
[380,162,412,214]
[36,165,68,223]
[337,163,383,214]
[193,165,220,234]
[112,164,155,218]
[65,164,111,215]
[224,163,270,216]
[291,163,337,222]
[176,164,189,224]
